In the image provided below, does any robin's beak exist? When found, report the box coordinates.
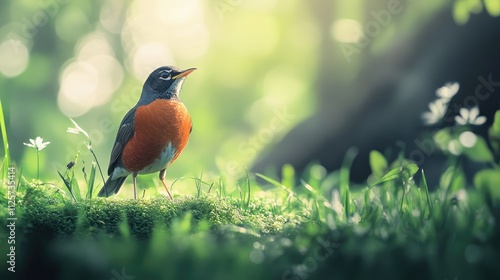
[172,68,197,79]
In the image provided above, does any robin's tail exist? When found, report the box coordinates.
[98,176,127,197]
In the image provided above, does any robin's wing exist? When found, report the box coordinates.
[107,107,136,175]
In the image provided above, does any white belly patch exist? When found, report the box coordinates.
[111,143,176,179]
[138,142,176,174]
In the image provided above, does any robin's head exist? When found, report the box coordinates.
[142,66,196,100]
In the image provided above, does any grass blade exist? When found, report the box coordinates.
[421,169,433,217]
[256,173,292,194]
[246,169,251,208]
[0,99,10,183]
[57,171,77,202]
[257,173,310,210]
[340,148,357,218]
[86,161,97,199]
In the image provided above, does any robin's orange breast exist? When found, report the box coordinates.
[122,99,191,173]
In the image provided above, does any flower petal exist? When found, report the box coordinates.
[35,137,44,147]
[459,108,469,119]
[422,113,432,123]
[428,102,438,114]
[422,112,438,125]
[436,82,459,99]
[455,116,467,126]
[68,118,90,138]
[472,116,487,125]
[469,107,479,120]
[436,99,448,115]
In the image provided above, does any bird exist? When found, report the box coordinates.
[98,66,196,199]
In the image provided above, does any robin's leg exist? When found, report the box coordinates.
[159,169,173,200]
[132,172,137,199]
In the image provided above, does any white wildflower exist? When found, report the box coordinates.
[436,82,459,101]
[23,136,50,151]
[422,99,449,125]
[455,107,487,126]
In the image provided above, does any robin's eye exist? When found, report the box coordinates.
[159,72,171,80]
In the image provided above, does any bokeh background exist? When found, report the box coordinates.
[1,0,499,194]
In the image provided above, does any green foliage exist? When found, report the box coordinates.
[369,150,388,179]
[462,136,494,162]
[453,0,500,24]
[21,186,79,237]
[83,161,97,199]
[3,157,500,279]
[281,164,296,190]
[0,99,9,185]
[371,163,419,186]
[17,188,292,239]
[3,2,500,278]
[484,0,500,16]
[340,148,357,218]
[489,110,500,159]
[474,168,500,202]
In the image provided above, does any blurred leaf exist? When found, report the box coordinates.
[421,170,433,215]
[118,214,131,240]
[401,164,419,182]
[484,0,500,16]
[369,150,388,178]
[453,1,471,24]
[301,179,318,196]
[340,148,357,217]
[256,173,280,187]
[489,110,500,156]
[149,225,169,258]
[307,164,327,191]
[474,168,500,201]
[86,161,97,199]
[451,169,466,192]
[490,110,500,136]
[72,172,82,201]
[0,99,9,183]
[440,166,455,190]
[433,128,452,152]
[463,136,494,162]
[281,164,295,190]
[173,213,193,235]
[256,173,292,195]
[57,171,77,202]
[371,164,419,187]
[371,167,400,186]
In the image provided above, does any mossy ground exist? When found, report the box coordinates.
[1,173,500,280]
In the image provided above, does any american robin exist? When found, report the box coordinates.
[98,66,196,199]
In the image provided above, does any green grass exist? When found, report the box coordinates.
[1,111,500,280]
[1,159,500,280]
[0,99,9,185]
